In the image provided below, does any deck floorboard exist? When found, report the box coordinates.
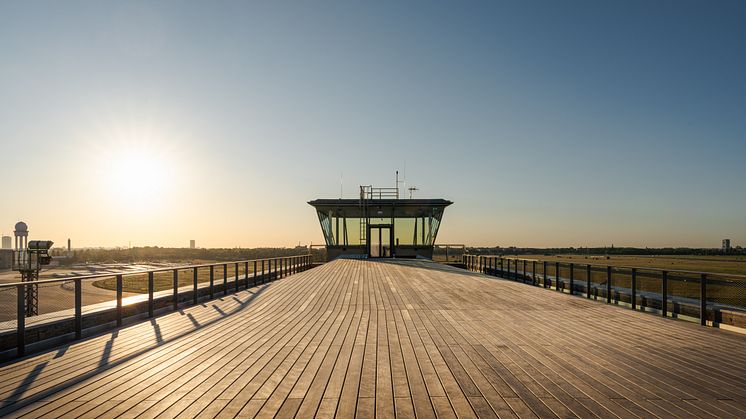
[1,259,745,418]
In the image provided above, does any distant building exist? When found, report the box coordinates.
[190,240,196,249]
[1,235,11,249]
[0,249,11,269]
[722,239,731,253]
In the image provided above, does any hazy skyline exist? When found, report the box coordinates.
[1,1,744,249]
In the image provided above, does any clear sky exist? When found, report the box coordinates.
[1,1,744,249]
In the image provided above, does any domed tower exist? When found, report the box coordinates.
[14,221,28,251]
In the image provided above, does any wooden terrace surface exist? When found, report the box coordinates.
[1,259,745,418]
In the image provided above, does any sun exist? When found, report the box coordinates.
[99,143,176,211]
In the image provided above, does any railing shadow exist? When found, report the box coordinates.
[0,284,270,413]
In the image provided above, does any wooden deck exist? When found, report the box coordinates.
[1,259,745,418]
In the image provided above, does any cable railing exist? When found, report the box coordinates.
[0,254,312,358]
[463,254,746,330]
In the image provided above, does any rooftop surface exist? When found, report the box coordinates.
[1,259,745,418]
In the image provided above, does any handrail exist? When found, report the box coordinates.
[461,254,746,331]
[4,253,314,358]
[467,254,746,279]
[0,255,311,288]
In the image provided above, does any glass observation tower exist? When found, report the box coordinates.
[309,185,452,260]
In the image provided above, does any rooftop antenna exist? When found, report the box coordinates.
[408,186,419,199]
[395,170,399,198]
[340,172,343,199]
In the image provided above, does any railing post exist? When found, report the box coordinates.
[280,258,284,278]
[569,263,574,295]
[543,261,548,288]
[148,272,154,318]
[662,271,668,317]
[209,265,215,299]
[223,264,228,296]
[261,260,265,284]
[17,284,25,357]
[606,266,612,304]
[523,260,527,283]
[74,278,82,339]
[253,261,257,286]
[173,269,178,311]
[700,274,707,326]
[532,261,536,286]
[116,274,123,327]
[193,267,199,304]
[245,261,249,289]
[235,262,239,292]
[586,264,591,299]
[631,268,637,310]
[555,262,560,291]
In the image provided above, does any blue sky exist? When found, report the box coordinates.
[0,1,744,248]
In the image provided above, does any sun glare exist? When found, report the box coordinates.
[99,143,177,211]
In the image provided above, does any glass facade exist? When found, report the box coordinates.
[315,206,445,248]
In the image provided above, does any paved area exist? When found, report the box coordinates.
[0,259,745,418]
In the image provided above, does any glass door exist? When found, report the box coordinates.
[368,225,393,258]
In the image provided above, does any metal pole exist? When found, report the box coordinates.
[17,284,25,357]
[75,278,82,339]
[532,261,536,286]
[569,263,574,295]
[253,261,257,286]
[700,274,707,326]
[173,269,178,311]
[662,271,668,317]
[543,261,548,288]
[261,260,265,284]
[235,263,239,292]
[523,260,527,283]
[555,262,560,291]
[223,264,228,296]
[193,267,198,305]
[631,268,637,310]
[209,265,214,299]
[148,272,154,318]
[116,274,123,327]
[280,258,284,278]
[606,266,612,304]
[586,264,591,299]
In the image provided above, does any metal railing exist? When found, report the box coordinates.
[0,254,312,358]
[432,244,466,263]
[463,254,746,329]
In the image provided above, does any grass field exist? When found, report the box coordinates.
[480,254,746,308]
[92,261,276,293]
[513,254,746,275]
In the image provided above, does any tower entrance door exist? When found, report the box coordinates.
[368,225,393,258]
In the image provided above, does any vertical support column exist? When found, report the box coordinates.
[116,274,123,327]
[555,262,560,291]
[543,261,548,288]
[173,269,179,311]
[662,271,668,318]
[209,265,214,298]
[586,264,592,299]
[700,273,707,326]
[223,264,228,296]
[148,272,154,317]
[193,267,199,305]
[631,268,637,310]
[17,284,25,357]
[74,278,82,339]
[569,263,574,295]
[532,261,536,286]
[606,266,612,304]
